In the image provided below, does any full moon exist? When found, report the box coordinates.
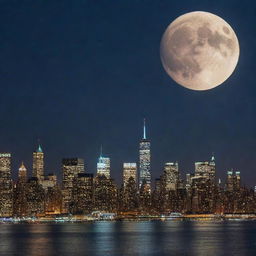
[160,11,239,90]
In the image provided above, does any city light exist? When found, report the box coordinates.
[0,122,255,222]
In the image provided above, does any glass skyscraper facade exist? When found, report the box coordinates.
[97,156,110,178]
[32,144,44,182]
[139,119,151,190]
[62,158,85,213]
[163,162,179,191]
[0,153,13,217]
[123,163,137,188]
[195,155,216,182]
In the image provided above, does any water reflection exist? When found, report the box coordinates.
[0,221,255,255]
[26,224,52,256]
[0,224,13,254]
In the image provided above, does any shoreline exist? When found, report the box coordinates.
[1,214,256,223]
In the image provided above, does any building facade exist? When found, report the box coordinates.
[62,158,84,213]
[94,175,117,212]
[0,153,13,217]
[32,144,44,182]
[123,163,137,188]
[163,162,179,191]
[97,156,110,178]
[139,119,151,190]
[226,170,241,192]
[41,173,57,190]
[18,162,27,183]
[195,155,216,182]
[26,177,45,216]
[72,173,94,214]
[14,162,28,216]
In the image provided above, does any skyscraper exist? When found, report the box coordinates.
[26,177,45,216]
[94,175,117,212]
[226,170,241,192]
[62,158,84,213]
[139,119,151,190]
[18,162,27,183]
[163,162,179,191]
[14,162,28,216]
[122,175,138,212]
[32,144,44,182]
[195,154,216,182]
[97,149,111,178]
[45,185,62,215]
[0,153,13,217]
[72,173,94,214]
[123,163,137,188]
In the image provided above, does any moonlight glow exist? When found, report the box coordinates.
[160,11,240,91]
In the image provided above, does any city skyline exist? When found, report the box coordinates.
[0,1,255,255]
[1,120,254,190]
[1,135,254,218]
[0,0,255,189]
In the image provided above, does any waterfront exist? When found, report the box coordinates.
[0,221,256,256]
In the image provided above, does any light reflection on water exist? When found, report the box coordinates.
[0,221,255,256]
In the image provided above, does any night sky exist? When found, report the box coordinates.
[0,0,255,186]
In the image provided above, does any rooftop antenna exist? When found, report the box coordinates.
[143,118,146,139]
[100,145,103,157]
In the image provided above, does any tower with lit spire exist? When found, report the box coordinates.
[139,119,151,190]
[97,145,110,178]
[18,162,27,183]
[32,143,44,182]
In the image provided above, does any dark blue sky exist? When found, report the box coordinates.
[0,0,255,186]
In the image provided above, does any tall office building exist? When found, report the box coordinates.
[123,163,137,188]
[72,173,94,214]
[41,173,57,190]
[94,175,117,212]
[14,162,28,217]
[97,152,110,178]
[195,154,216,182]
[45,185,62,215]
[62,158,84,213]
[0,153,12,180]
[163,162,179,191]
[0,153,13,217]
[18,162,27,183]
[226,170,241,192]
[26,177,45,216]
[122,175,138,211]
[139,119,151,190]
[32,144,44,182]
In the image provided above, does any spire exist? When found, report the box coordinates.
[37,144,43,153]
[19,161,27,171]
[36,139,43,153]
[143,118,146,139]
[18,161,27,182]
[100,145,103,157]
[211,152,215,162]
